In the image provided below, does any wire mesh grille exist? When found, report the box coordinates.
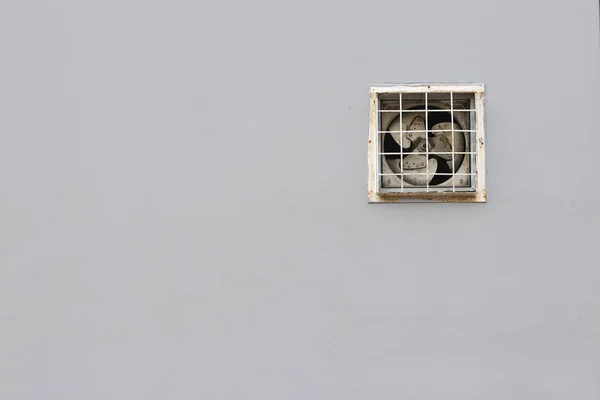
[377,91,477,192]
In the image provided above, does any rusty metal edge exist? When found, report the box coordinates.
[367,190,487,203]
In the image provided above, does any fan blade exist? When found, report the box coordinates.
[387,114,425,148]
[401,158,438,186]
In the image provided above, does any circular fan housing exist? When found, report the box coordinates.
[381,104,470,188]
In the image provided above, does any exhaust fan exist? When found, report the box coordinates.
[368,84,486,203]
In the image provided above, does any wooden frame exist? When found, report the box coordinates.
[367,83,486,203]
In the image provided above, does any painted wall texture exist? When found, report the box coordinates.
[1,0,599,399]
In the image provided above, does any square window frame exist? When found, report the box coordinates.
[368,83,486,203]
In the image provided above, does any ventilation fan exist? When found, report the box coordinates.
[379,95,473,189]
[368,85,486,203]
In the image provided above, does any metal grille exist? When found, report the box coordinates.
[368,84,486,202]
[378,91,476,192]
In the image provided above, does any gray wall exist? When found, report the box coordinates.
[1,0,599,399]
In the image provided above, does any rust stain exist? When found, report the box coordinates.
[369,93,375,125]
[373,190,485,203]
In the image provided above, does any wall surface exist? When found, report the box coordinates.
[1,0,600,399]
